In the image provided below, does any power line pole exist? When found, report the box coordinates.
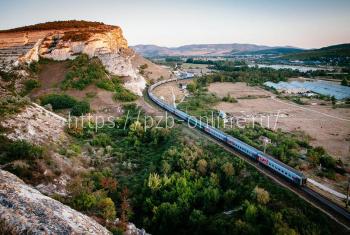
[346,177,350,208]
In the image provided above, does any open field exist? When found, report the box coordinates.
[209,81,272,98]
[152,79,191,104]
[181,63,212,75]
[208,82,350,164]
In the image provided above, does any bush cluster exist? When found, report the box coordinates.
[62,54,106,90]
[40,94,77,110]
[0,136,43,164]
[71,101,90,116]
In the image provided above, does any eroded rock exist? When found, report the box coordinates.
[0,170,111,235]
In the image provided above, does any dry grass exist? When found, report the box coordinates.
[208,82,350,163]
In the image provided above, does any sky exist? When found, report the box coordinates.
[0,0,349,49]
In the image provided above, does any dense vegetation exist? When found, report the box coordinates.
[60,104,334,234]
[62,54,137,102]
[62,54,106,90]
[40,93,90,116]
[40,94,77,109]
[0,135,59,183]
[0,95,29,116]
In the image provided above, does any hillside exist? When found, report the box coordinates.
[132,43,272,57]
[233,47,304,56]
[0,21,172,234]
[0,20,171,95]
[283,43,350,60]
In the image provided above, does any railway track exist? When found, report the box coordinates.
[146,78,350,231]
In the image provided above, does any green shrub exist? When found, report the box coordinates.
[96,79,115,91]
[0,137,43,163]
[71,101,90,116]
[23,79,40,94]
[222,94,237,103]
[8,140,43,160]
[29,62,40,74]
[0,95,29,115]
[92,133,112,147]
[0,70,16,81]
[72,192,97,211]
[113,80,138,102]
[114,89,138,102]
[40,94,77,110]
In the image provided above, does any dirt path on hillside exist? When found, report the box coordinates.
[32,61,69,97]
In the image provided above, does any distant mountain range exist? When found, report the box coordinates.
[131,43,301,57]
[131,43,350,60]
[132,44,283,57]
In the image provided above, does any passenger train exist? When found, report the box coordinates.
[148,78,307,186]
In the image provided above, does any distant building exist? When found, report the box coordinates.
[259,136,271,144]
[279,87,310,94]
[179,83,187,90]
[219,110,227,119]
[264,80,350,100]
[174,70,194,79]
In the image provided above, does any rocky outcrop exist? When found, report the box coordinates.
[0,170,111,234]
[0,103,67,145]
[0,23,150,95]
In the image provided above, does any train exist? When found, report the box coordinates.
[148,78,307,186]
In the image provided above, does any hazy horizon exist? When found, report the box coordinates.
[1,0,349,49]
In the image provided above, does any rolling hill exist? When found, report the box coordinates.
[283,43,350,60]
[233,47,304,56]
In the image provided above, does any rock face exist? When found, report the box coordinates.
[0,170,111,235]
[0,103,67,145]
[0,22,148,95]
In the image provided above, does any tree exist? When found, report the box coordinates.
[98,197,116,221]
[341,78,349,86]
[161,160,171,174]
[222,162,234,177]
[100,177,118,193]
[197,159,208,175]
[120,187,131,229]
[331,96,336,105]
[245,203,257,222]
[273,212,298,235]
[186,83,196,93]
[147,173,161,191]
[253,186,270,205]
[189,209,206,226]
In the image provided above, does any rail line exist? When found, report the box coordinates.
[146,77,350,231]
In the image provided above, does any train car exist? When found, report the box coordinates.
[257,152,306,186]
[188,116,200,128]
[226,136,258,160]
[204,126,227,142]
[174,109,189,120]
